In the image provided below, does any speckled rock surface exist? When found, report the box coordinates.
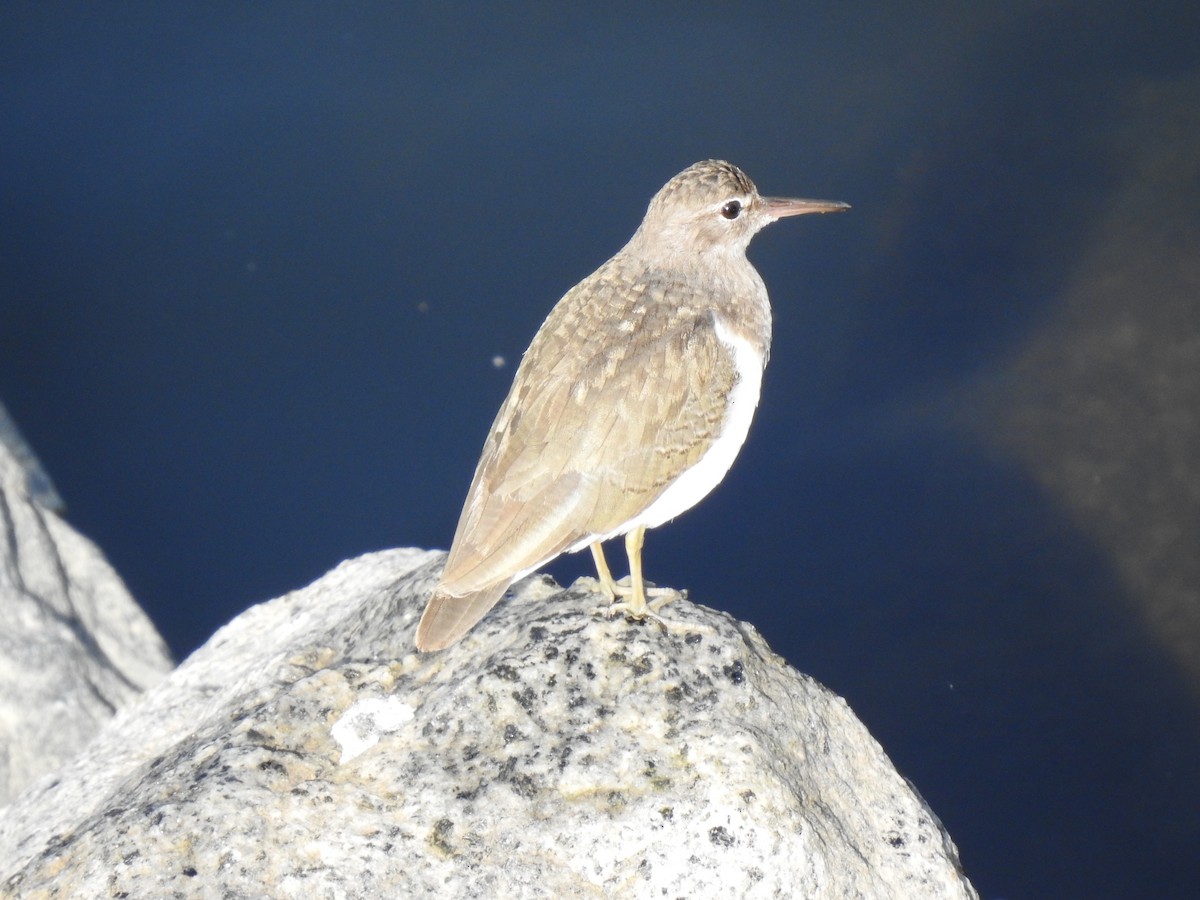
[0,426,172,806]
[0,548,975,898]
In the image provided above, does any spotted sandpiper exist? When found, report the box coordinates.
[416,160,847,651]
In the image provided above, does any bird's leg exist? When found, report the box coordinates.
[623,525,650,617]
[592,526,686,625]
[588,529,650,616]
[625,526,685,613]
[589,541,619,602]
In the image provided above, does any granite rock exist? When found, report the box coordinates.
[0,548,975,898]
[0,424,173,805]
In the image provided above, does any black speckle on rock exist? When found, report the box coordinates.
[684,632,703,645]
[665,686,684,704]
[722,660,745,685]
[663,718,680,740]
[886,832,906,848]
[43,831,71,852]
[741,790,756,804]
[543,644,559,660]
[182,866,198,877]
[554,744,573,769]
[582,662,596,680]
[529,626,548,642]
[512,686,536,712]
[503,724,523,744]
[430,818,456,856]
[455,784,482,801]
[508,773,538,799]
[491,664,520,682]
[630,654,653,676]
[659,807,674,820]
[643,760,671,790]
[709,826,735,848]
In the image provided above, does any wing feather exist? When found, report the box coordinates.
[438,305,736,597]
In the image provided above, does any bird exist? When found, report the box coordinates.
[416,160,848,651]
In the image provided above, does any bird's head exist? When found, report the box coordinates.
[634,159,848,263]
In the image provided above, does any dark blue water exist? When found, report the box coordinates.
[4,5,1199,896]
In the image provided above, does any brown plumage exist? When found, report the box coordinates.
[416,160,847,651]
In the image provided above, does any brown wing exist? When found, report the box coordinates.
[425,281,736,619]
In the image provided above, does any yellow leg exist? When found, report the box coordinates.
[589,529,686,625]
[623,526,650,618]
[590,542,619,602]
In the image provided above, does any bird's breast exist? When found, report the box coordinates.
[630,315,765,531]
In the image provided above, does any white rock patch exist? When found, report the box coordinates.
[331,696,415,764]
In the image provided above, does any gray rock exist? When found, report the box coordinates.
[0,402,63,513]
[0,429,173,806]
[0,548,975,898]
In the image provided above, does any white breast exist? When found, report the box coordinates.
[632,316,764,530]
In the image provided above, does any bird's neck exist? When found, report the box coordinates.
[615,241,772,352]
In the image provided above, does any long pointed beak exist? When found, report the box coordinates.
[763,196,851,219]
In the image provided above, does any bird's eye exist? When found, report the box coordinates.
[720,200,742,220]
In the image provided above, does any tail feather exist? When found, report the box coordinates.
[415,582,509,652]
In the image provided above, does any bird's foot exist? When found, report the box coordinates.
[586,575,669,610]
[591,583,704,636]
[645,585,685,614]
[597,596,668,628]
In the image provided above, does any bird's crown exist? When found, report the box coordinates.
[646,160,758,218]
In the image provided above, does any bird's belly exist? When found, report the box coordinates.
[632,320,764,531]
